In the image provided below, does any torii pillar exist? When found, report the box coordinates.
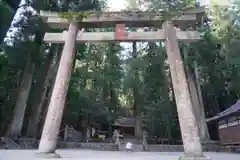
[36,21,79,158]
[163,21,210,160]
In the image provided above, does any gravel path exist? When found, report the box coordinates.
[0,149,240,160]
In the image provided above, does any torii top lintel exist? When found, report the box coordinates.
[40,7,206,29]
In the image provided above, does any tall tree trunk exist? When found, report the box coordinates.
[5,0,37,44]
[26,45,60,138]
[134,100,142,138]
[193,62,210,142]
[185,66,200,125]
[132,41,142,138]
[193,62,204,112]
[8,55,35,139]
[38,46,62,137]
[183,49,210,142]
[38,83,53,137]
[109,80,118,137]
[0,71,22,136]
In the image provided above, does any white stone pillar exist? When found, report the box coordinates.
[37,21,79,158]
[163,21,210,160]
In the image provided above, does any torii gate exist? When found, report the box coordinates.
[37,7,211,160]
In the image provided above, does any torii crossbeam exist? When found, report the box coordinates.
[40,7,205,28]
[44,30,200,43]
[37,7,211,160]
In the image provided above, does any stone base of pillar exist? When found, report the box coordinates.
[35,152,61,158]
[179,156,211,160]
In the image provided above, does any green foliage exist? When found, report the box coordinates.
[0,47,23,134]
[186,1,240,115]
[64,42,124,126]
[59,12,94,22]
[0,0,14,43]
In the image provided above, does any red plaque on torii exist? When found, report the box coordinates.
[115,24,126,41]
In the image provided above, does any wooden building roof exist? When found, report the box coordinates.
[207,100,240,122]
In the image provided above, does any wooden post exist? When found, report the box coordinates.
[142,130,148,151]
[64,125,69,141]
[163,21,210,160]
[36,21,79,158]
